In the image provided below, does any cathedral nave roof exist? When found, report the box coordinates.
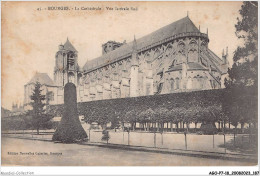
[83,16,200,72]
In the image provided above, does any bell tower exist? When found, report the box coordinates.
[54,38,79,87]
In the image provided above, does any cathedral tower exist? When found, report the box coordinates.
[54,38,79,87]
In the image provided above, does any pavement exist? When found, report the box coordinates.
[3,135,257,163]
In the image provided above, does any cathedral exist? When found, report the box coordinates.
[24,16,229,108]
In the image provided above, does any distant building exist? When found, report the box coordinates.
[1,107,11,118]
[24,16,229,106]
[23,72,58,110]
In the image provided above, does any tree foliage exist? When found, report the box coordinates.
[223,2,258,133]
[27,82,53,134]
[226,1,258,88]
[52,83,87,143]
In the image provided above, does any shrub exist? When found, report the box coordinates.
[200,123,218,135]
[101,130,110,143]
[52,83,88,143]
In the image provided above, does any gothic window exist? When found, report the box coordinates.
[146,83,151,95]
[165,45,173,57]
[177,42,185,56]
[77,73,83,85]
[83,83,89,96]
[210,80,217,89]
[47,91,54,102]
[68,72,75,84]
[188,40,198,63]
[104,74,110,83]
[201,42,206,51]
[67,52,75,65]
[154,49,160,61]
[187,77,192,89]
[175,78,180,89]
[112,72,118,81]
[177,42,186,64]
[190,75,203,89]
[170,78,175,92]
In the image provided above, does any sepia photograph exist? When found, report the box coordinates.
[1,0,258,174]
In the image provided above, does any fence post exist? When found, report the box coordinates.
[224,133,226,153]
[89,128,91,142]
[154,132,156,148]
[128,128,130,145]
[123,131,124,143]
[213,134,215,148]
[161,132,163,147]
[184,131,187,150]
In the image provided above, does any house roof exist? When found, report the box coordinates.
[27,73,55,86]
[83,16,200,71]
[64,38,77,52]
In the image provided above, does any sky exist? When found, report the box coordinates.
[1,1,244,110]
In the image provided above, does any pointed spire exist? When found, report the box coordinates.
[226,46,228,56]
[199,25,200,32]
[64,37,77,52]
[132,35,138,66]
[132,35,137,51]
[187,11,189,17]
[207,28,208,35]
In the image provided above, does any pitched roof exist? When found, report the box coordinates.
[83,16,200,71]
[27,73,55,86]
[64,38,77,52]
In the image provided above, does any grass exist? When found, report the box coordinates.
[218,134,258,154]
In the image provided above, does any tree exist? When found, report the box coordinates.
[111,112,120,130]
[225,1,258,88]
[96,107,111,129]
[139,108,155,131]
[28,82,53,134]
[125,109,138,131]
[154,107,169,132]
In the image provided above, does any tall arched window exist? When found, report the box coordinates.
[201,42,206,51]
[175,78,180,90]
[177,42,186,63]
[188,40,198,63]
[68,72,75,84]
[170,78,175,92]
